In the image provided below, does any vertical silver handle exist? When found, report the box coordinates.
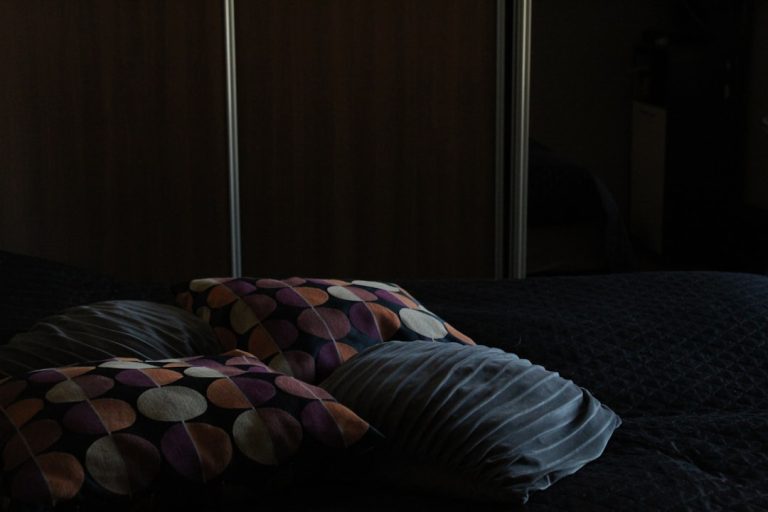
[224,0,242,277]
[509,0,532,280]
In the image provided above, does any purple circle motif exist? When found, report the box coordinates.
[374,290,408,307]
[26,370,67,385]
[300,401,345,449]
[63,399,136,435]
[316,343,343,382]
[64,402,110,434]
[306,278,334,286]
[115,370,156,388]
[231,377,276,406]
[264,319,299,349]
[349,303,379,339]
[349,302,402,342]
[225,279,258,296]
[296,308,350,340]
[161,422,232,482]
[274,375,333,400]
[255,278,290,289]
[13,452,84,505]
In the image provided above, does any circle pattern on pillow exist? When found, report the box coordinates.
[175,277,475,384]
[0,351,380,508]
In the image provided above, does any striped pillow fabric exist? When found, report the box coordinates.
[0,301,220,377]
[321,341,620,504]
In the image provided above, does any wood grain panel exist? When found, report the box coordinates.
[237,0,497,279]
[0,0,229,282]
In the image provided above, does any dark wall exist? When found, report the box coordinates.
[0,1,231,282]
[531,0,765,272]
[744,0,768,210]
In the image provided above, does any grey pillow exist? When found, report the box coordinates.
[0,300,220,376]
[321,341,620,504]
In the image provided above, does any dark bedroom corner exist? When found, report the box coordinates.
[0,1,766,511]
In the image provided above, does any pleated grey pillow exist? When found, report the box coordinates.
[321,341,620,504]
[0,300,220,377]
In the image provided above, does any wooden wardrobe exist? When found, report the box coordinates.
[0,0,501,282]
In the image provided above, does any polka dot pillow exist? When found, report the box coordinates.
[0,350,380,509]
[175,277,475,384]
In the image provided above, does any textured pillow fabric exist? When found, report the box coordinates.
[0,300,220,378]
[321,341,620,504]
[175,277,475,384]
[0,350,380,510]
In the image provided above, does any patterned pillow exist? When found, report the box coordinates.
[0,350,380,509]
[174,277,475,384]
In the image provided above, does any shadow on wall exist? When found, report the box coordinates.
[744,0,768,210]
[530,0,675,218]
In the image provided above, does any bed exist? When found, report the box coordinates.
[1,250,767,511]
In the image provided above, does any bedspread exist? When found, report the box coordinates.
[2,250,767,510]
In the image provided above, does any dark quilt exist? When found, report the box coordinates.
[399,274,768,511]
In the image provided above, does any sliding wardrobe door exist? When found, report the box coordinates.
[236,0,497,279]
[0,0,229,281]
